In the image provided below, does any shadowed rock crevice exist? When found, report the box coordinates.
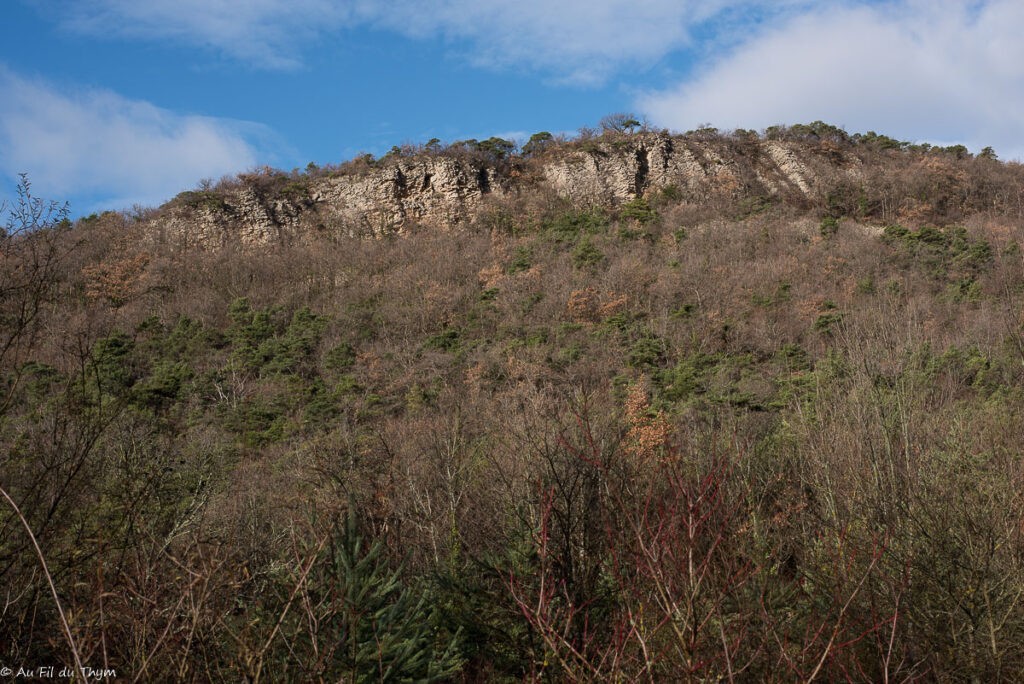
[633,146,650,196]
[393,168,409,199]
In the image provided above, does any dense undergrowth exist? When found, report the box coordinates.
[3,127,1024,681]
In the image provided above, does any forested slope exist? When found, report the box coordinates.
[3,124,1024,681]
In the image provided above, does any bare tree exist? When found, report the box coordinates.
[599,113,641,134]
[0,174,71,409]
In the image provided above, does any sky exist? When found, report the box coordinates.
[1,0,1022,216]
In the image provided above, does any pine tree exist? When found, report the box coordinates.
[293,513,463,682]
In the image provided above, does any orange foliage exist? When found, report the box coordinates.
[566,287,600,323]
[567,288,628,323]
[82,252,151,307]
[624,383,672,462]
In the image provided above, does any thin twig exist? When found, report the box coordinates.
[250,530,330,683]
[0,483,88,681]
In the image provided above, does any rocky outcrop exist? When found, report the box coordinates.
[154,156,507,248]
[762,142,813,194]
[153,185,310,247]
[152,133,854,247]
[540,134,837,204]
[545,135,729,201]
[312,156,502,236]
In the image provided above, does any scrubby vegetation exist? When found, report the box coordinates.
[4,125,1024,681]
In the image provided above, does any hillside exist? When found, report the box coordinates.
[3,123,1024,681]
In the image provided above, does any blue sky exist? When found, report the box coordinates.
[2,0,1023,216]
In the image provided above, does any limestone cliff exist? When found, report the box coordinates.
[151,132,856,247]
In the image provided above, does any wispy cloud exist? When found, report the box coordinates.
[0,66,264,212]
[638,0,1024,160]
[50,0,357,70]
[44,0,801,82]
[368,0,743,85]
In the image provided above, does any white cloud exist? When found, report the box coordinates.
[47,0,802,82]
[638,0,1024,160]
[52,0,357,70]
[0,66,263,211]
[367,0,738,85]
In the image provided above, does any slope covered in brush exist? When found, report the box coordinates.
[3,124,1024,680]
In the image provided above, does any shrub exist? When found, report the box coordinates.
[325,342,356,371]
[572,238,605,269]
[544,208,608,243]
[814,311,843,333]
[425,328,461,352]
[820,216,840,238]
[619,197,657,225]
[627,334,666,368]
[507,246,533,273]
[176,189,229,212]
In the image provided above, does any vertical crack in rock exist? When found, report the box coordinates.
[393,168,409,199]
[634,146,651,196]
[476,167,491,194]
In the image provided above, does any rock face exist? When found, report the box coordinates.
[153,156,502,248]
[544,135,718,201]
[151,133,851,247]
[312,157,501,235]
